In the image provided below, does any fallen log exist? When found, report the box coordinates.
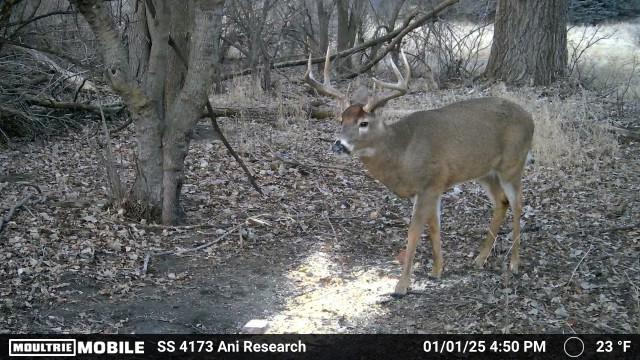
[205,105,334,120]
[23,95,124,113]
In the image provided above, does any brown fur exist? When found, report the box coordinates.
[338,97,534,296]
[341,104,366,125]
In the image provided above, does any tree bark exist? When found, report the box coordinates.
[125,0,150,82]
[484,0,568,85]
[315,0,332,73]
[336,0,365,72]
[161,0,225,224]
[71,0,225,224]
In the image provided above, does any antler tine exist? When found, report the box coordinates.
[303,47,348,103]
[363,49,411,113]
[323,44,332,86]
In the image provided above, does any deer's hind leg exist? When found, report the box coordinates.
[474,174,509,269]
[498,176,523,274]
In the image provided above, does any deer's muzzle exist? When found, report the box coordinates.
[332,140,350,154]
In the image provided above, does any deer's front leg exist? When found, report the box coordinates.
[394,192,440,296]
[427,195,443,278]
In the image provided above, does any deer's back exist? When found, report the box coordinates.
[383,97,534,194]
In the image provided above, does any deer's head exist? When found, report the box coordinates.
[304,48,411,156]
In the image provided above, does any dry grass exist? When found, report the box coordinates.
[568,21,640,100]
[497,88,620,169]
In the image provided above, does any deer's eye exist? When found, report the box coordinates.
[359,121,369,128]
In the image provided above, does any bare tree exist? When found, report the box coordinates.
[69,0,226,224]
[336,0,366,72]
[301,0,334,72]
[484,0,568,85]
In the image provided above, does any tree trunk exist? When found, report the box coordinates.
[72,0,225,224]
[125,0,150,82]
[315,0,332,73]
[484,0,568,85]
[336,0,365,73]
[161,0,225,224]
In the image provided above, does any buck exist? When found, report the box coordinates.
[304,48,534,296]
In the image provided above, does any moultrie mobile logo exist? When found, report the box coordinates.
[9,339,76,357]
[8,339,145,357]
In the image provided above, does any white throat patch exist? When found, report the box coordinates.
[354,147,376,157]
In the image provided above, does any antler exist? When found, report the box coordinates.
[304,47,348,106]
[363,49,411,113]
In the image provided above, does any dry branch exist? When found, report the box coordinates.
[0,184,45,234]
[141,220,247,275]
[221,0,459,80]
[206,105,333,120]
[206,100,263,195]
[272,152,370,178]
[24,95,123,114]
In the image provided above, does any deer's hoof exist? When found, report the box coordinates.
[393,281,409,297]
[473,256,486,269]
[430,262,443,278]
[509,261,519,274]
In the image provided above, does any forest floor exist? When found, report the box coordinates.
[1,82,639,334]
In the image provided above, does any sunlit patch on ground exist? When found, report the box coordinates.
[267,250,396,333]
[266,249,474,333]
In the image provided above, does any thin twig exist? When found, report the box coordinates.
[272,152,370,177]
[141,224,240,275]
[109,118,133,134]
[564,222,640,236]
[0,184,44,234]
[565,246,593,286]
[206,100,263,195]
[140,214,271,274]
[572,316,627,334]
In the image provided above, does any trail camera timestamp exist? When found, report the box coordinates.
[423,340,546,354]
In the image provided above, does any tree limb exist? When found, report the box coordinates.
[0,184,44,234]
[220,0,459,80]
[206,100,263,195]
[24,95,123,113]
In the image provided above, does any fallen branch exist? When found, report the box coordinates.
[141,223,240,275]
[204,105,333,120]
[0,184,44,234]
[272,152,371,178]
[207,100,263,195]
[572,316,627,334]
[601,124,640,141]
[564,222,639,237]
[0,105,30,121]
[140,214,270,274]
[24,95,123,114]
[18,47,96,91]
[109,118,134,134]
[0,37,86,68]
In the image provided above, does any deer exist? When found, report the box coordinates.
[304,48,535,297]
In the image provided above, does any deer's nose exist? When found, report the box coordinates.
[332,140,350,154]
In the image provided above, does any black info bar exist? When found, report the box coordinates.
[2,334,638,359]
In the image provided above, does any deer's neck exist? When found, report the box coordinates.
[358,125,415,198]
